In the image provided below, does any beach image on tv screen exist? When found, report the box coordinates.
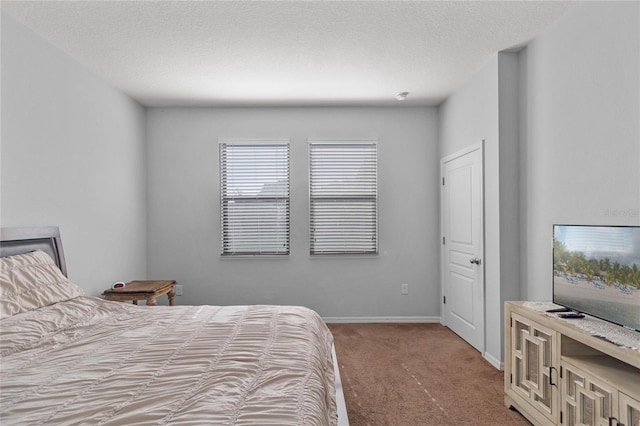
[553,225,640,330]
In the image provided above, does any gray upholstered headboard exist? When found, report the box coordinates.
[0,227,67,277]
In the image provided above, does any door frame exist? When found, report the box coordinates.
[439,140,485,353]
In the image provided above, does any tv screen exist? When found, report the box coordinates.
[553,225,640,331]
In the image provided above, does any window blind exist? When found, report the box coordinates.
[309,141,378,255]
[220,141,290,255]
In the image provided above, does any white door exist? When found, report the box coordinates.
[441,142,484,352]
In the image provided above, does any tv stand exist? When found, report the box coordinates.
[504,301,640,426]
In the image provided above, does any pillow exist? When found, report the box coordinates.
[0,249,84,319]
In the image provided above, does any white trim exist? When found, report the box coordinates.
[308,254,378,260]
[483,351,503,371]
[332,345,350,426]
[220,255,290,260]
[218,138,290,145]
[323,316,441,324]
[219,140,291,256]
[308,139,379,256]
[440,140,486,354]
[307,138,378,145]
[440,140,484,163]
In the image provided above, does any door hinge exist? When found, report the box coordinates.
[442,236,445,245]
[510,317,513,327]
[560,366,563,378]
[510,374,512,384]
[442,177,445,186]
[443,296,446,304]
[560,411,563,424]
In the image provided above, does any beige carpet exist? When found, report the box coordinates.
[329,323,531,426]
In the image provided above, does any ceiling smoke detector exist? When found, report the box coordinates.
[396,92,409,101]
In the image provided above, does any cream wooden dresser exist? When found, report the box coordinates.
[504,301,640,426]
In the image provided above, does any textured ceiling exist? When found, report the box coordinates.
[2,1,575,107]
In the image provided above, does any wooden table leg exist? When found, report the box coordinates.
[147,296,157,306]
[167,290,176,306]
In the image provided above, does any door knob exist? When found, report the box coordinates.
[469,258,482,265]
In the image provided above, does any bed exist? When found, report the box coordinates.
[0,227,347,425]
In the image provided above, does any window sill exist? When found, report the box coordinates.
[309,254,379,260]
[220,254,290,260]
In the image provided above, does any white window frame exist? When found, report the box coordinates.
[219,139,290,256]
[308,139,378,256]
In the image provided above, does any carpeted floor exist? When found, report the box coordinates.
[329,323,531,426]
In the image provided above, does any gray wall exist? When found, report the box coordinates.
[438,53,520,366]
[519,1,640,301]
[3,0,636,364]
[1,14,147,295]
[439,0,639,366]
[146,107,440,319]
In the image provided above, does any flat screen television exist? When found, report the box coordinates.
[552,224,640,331]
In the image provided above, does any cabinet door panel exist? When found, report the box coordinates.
[619,392,640,426]
[561,361,616,426]
[511,313,558,421]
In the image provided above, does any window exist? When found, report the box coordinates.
[309,140,378,255]
[220,140,290,255]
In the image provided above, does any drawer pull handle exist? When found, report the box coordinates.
[549,366,557,386]
[609,416,624,426]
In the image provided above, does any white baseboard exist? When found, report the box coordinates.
[323,316,441,324]
[483,351,503,370]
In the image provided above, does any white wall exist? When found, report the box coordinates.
[519,1,640,301]
[146,107,440,318]
[1,14,147,295]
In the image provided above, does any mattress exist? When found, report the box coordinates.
[0,297,337,425]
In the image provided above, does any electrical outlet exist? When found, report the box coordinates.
[174,285,183,296]
[401,283,409,295]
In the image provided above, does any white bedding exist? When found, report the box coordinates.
[0,297,337,425]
